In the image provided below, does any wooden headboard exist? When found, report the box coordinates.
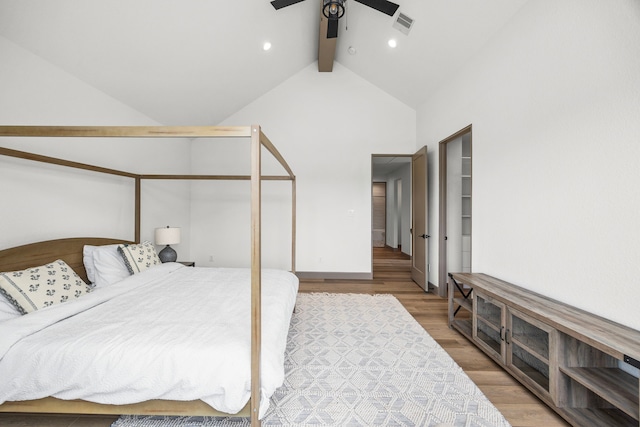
[0,238,134,283]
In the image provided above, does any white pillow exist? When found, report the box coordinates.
[0,294,20,322]
[83,244,120,284]
[117,241,162,274]
[93,246,131,287]
[0,260,91,314]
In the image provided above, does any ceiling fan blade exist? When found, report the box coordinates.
[327,17,339,39]
[353,0,399,16]
[270,0,307,10]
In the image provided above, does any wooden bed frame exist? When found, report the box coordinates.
[0,125,296,427]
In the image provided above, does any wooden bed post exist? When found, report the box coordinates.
[292,178,296,273]
[135,177,141,243]
[250,125,262,427]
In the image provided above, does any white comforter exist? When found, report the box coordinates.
[0,263,299,417]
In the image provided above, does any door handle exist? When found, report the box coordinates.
[420,234,430,239]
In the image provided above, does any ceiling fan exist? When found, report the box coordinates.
[271,0,400,72]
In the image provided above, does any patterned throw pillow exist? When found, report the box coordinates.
[0,260,92,315]
[117,241,162,275]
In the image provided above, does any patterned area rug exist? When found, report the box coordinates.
[113,293,510,427]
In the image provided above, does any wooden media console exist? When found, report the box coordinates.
[449,273,640,427]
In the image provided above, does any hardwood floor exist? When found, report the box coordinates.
[0,248,569,426]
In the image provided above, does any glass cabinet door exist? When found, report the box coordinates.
[473,293,505,362]
[507,308,555,397]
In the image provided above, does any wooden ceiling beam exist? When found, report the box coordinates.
[317,11,337,72]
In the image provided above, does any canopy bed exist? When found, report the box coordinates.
[0,125,297,427]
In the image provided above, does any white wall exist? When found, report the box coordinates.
[418,0,640,329]
[190,62,416,272]
[0,36,192,257]
[384,178,400,250]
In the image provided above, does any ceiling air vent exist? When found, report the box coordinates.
[393,12,414,35]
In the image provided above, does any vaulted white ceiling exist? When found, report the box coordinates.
[0,0,528,125]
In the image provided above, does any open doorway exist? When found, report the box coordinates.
[371,156,412,256]
[438,125,472,298]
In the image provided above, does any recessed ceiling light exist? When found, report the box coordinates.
[388,39,397,48]
[347,46,357,55]
[263,42,272,51]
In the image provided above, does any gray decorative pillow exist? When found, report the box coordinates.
[0,260,92,315]
[117,241,162,275]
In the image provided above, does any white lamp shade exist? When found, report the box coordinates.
[155,227,181,245]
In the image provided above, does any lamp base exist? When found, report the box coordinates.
[158,245,177,263]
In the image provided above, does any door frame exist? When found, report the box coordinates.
[438,124,472,298]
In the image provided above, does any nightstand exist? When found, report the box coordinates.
[178,261,195,267]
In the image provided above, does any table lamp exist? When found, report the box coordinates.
[155,226,181,263]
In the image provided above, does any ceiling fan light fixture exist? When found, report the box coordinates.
[323,0,345,19]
